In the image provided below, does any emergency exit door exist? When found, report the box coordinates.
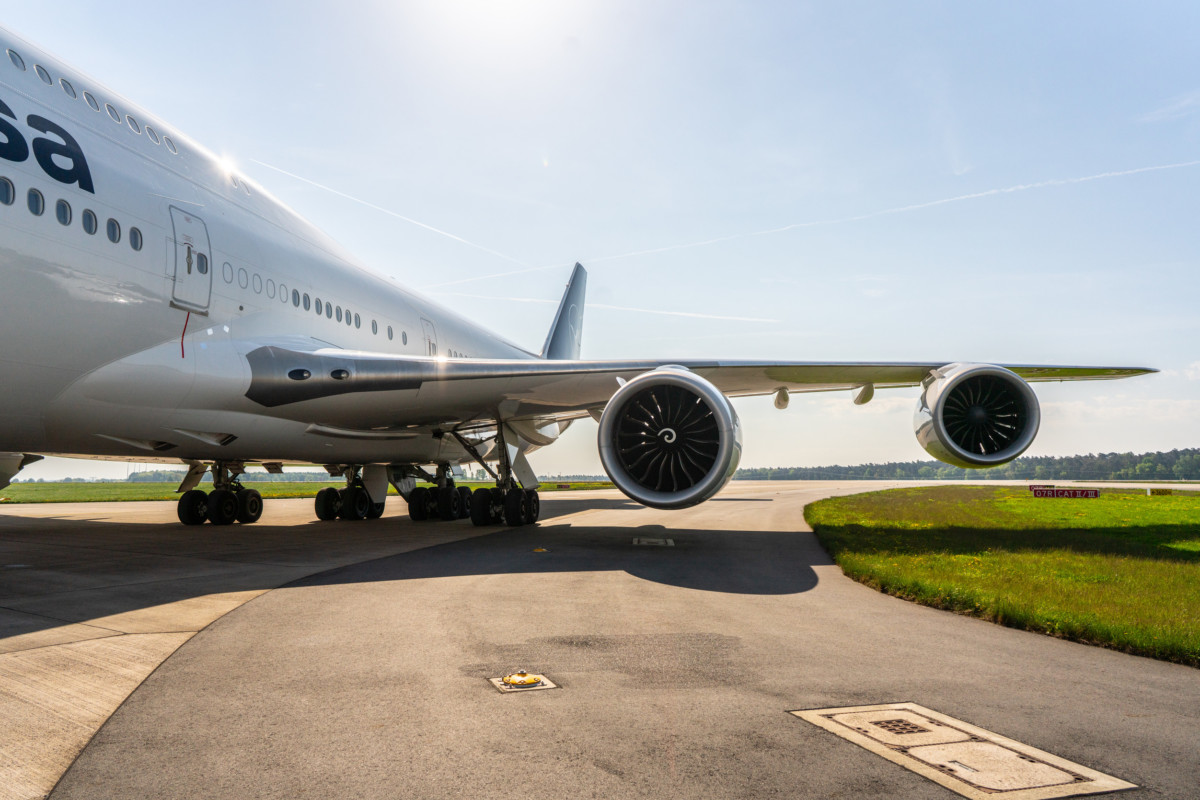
[169,206,213,314]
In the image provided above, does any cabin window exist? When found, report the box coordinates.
[222,262,233,283]
[0,177,13,205]
[291,289,300,307]
[371,319,378,335]
[146,126,160,145]
[34,64,51,84]
[130,227,143,251]
[196,253,208,274]
[7,50,25,71]
[27,188,43,216]
[126,115,141,134]
[55,199,71,225]
[354,313,361,329]
[402,331,408,345]
[164,137,177,154]
[303,293,311,311]
[314,297,323,316]
[253,274,262,294]
[83,91,99,111]
[60,78,76,98]
[336,306,342,323]
[387,326,393,340]
[266,278,275,298]
[106,218,120,242]
[238,268,249,289]
[105,103,121,124]
[82,209,97,234]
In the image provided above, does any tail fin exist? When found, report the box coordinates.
[541,263,587,360]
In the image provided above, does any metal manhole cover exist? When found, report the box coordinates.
[789,703,1136,800]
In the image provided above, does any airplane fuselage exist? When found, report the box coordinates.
[0,29,534,467]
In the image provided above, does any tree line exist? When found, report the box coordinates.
[733,448,1200,482]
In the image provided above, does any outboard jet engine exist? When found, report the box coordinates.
[598,367,742,509]
[914,363,1040,469]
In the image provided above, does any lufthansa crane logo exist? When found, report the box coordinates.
[658,428,677,444]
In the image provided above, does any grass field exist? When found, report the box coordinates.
[804,486,1200,666]
[0,480,613,504]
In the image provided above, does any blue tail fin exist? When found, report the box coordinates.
[540,263,587,360]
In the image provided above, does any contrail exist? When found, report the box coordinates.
[425,159,1200,288]
[431,292,779,323]
[251,160,530,268]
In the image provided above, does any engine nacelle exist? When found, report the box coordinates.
[914,363,1040,469]
[598,367,742,509]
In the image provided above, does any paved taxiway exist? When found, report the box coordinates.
[3,482,1198,799]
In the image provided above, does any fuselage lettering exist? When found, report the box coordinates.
[0,94,93,193]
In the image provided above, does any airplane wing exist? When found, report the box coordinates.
[242,342,1154,432]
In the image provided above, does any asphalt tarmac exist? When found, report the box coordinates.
[4,483,1198,799]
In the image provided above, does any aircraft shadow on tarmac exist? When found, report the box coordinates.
[0,496,820,642]
[290,520,825,596]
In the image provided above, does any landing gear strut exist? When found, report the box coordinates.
[447,428,540,528]
[176,461,263,526]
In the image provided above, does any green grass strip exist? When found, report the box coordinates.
[804,486,1200,667]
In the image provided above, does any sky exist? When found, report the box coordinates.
[3,1,1198,480]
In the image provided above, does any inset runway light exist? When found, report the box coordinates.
[489,671,558,693]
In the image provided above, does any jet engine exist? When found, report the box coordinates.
[914,363,1040,469]
[598,367,742,509]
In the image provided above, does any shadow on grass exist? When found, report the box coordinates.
[818,523,1200,564]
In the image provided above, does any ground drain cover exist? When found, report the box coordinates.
[632,537,674,546]
[790,703,1135,800]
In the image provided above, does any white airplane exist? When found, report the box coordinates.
[0,27,1154,527]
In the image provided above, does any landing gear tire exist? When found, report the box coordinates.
[177,489,208,525]
[470,488,493,526]
[437,486,461,521]
[456,486,473,519]
[525,489,540,524]
[314,487,340,520]
[503,488,528,527]
[408,486,430,521]
[206,489,238,526]
[340,486,371,520]
[367,499,385,519]
[236,489,263,524]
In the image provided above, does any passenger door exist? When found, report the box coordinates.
[421,318,438,357]
[168,206,212,314]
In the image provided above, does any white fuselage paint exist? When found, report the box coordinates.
[0,28,535,468]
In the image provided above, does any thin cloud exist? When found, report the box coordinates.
[430,292,778,323]
[427,159,1200,288]
[1139,90,1200,123]
[251,160,530,268]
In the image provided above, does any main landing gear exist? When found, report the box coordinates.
[467,487,540,527]
[407,484,540,527]
[313,465,386,522]
[176,461,263,526]
[398,460,541,528]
